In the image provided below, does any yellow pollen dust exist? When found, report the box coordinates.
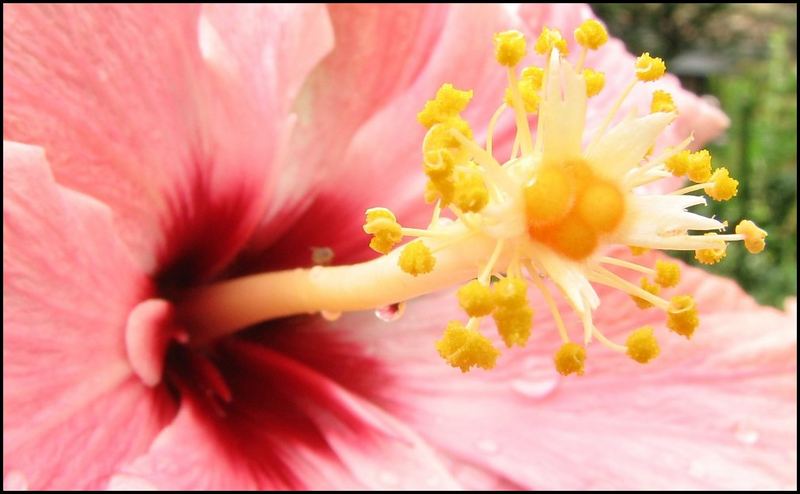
[458,280,495,317]
[436,321,500,372]
[654,260,681,288]
[494,30,527,67]
[525,161,625,260]
[417,83,474,129]
[398,240,436,276]
[505,66,544,112]
[705,167,739,201]
[651,90,677,113]
[363,208,402,255]
[695,233,727,265]
[583,69,605,97]
[626,326,660,364]
[632,276,660,309]
[635,52,666,81]
[554,342,587,376]
[574,19,608,49]
[736,220,768,254]
[534,27,569,55]
[667,295,699,338]
[686,149,712,183]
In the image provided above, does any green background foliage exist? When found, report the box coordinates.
[592,4,798,307]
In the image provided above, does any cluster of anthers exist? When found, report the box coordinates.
[363,21,767,375]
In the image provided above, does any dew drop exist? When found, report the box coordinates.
[374,301,407,322]
[311,246,334,266]
[320,310,342,322]
[378,471,399,487]
[475,438,499,454]
[510,375,558,399]
[733,421,760,446]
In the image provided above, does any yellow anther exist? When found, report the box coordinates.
[654,259,681,288]
[554,342,586,376]
[735,220,768,254]
[457,280,495,317]
[665,149,690,177]
[493,277,528,309]
[423,149,455,180]
[667,295,699,338]
[534,27,569,56]
[695,233,727,265]
[574,19,608,50]
[505,79,541,113]
[626,326,660,364]
[651,89,677,113]
[452,164,490,213]
[436,321,500,372]
[635,52,666,81]
[493,305,533,348]
[629,246,650,256]
[521,66,545,87]
[363,207,403,255]
[705,167,739,201]
[424,177,454,205]
[631,276,660,309]
[417,83,474,129]
[686,149,712,183]
[583,69,605,97]
[423,116,474,165]
[398,240,436,276]
[494,30,527,67]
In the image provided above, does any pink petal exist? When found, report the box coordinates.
[264,258,796,489]
[3,4,333,279]
[246,4,525,269]
[113,339,460,490]
[3,142,176,489]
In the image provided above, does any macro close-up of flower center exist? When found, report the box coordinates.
[3,3,796,491]
[182,21,766,376]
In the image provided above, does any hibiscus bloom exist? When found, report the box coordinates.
[4,3,796,491]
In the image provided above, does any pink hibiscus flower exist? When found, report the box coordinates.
[3,3,796,490]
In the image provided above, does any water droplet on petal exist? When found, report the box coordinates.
[733,421,760,446]
[475,438,499,454]
[510,375,558,398]
[320,310,341,321]
[375,301,406,322]
[311,246,334,266]
[378,471,399,487]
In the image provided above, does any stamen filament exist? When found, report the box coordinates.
[671,183,712,195]
[479,239,506,283]
[589,267,670,310]
[450,129,516,191]
[599,256,654,275]
[575,46,588,72]
[486,103,507,155]
[590,79,637,145]
[506,67,535,156]
[592,326,627,353]
[401,227,451,237]
[524,261,571,343]
[428,200,443,229]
